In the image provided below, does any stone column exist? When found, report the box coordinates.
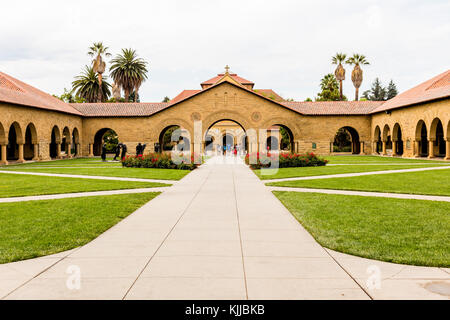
[89,144,94,157]
[76,143,80,157]
[428,140,434,158]
[0,145,7,165]
[392,141,397,156]
[67,143,72,158]
[56,143,61,159]
[445,141,450,160]
[414,140,420,157]
[32,144,39,161]
[382,141,387,155]
[359,142,364,155]
[17,144,25,163]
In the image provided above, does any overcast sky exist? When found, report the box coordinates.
[1,0,449,102]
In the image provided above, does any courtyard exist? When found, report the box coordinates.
[0,154,449,300]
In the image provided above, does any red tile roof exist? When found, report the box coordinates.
[70,102,170,117]
[371,69,450,113]
[0,71,82,115]
[201,73,254,85]
[170,90,201,104]
[281,100,384,115]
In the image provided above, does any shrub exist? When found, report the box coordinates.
[122,152,201,170]
[245,152,328,169]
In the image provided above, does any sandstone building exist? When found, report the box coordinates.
[0,68,449,164]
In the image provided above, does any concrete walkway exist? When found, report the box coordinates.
[1,158,449,300]
[0,170,177,184]
[264,165,450,183]
[268,186,450,202]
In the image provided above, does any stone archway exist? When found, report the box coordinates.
[7,122,24,161]
[429,118,446,158]
[204,119,247,155]
[50,126,61,159]
[333,126,360,154]
[62,127,71,157]
[373,126,382,154]
[415,120,428,157]
[24,123,38,160]
[72,128,80,156]
[93,128,118,156]
[392,123,403,156]
[0,122,6,164]
[158,125,191,153]
[382,124,391,155]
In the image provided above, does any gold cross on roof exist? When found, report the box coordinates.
[224,65,230,74]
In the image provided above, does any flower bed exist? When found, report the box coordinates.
[122,153,201,170]
[245,152,328,169]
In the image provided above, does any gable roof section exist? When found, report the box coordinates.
[254,89,285,102]
[371,69,450,113]
[170,90,201,104]
[201,73,254,85]
[71,102,170,117]
[282,100,384,115]
[0,71,82,115]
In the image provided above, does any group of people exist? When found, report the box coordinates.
[101,142,147,162]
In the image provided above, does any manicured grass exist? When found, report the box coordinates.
[0,173,169,198]
[2,167,190,180]
[0,193,159,263]
[274,191,450,267]
[268,168,450,196]
[254,164,449,180]
[323,155,448,164]
[1,157,122,167]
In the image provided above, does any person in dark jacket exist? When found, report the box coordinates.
[121,144,127,160]
[101,143,107,161]
[136,143,142,156]
[113,143,122,161]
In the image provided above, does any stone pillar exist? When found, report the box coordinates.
[445,141,450,160]
[17,144,25,163]
[359,142,364,155]
[89,144,94,157]
[67,143,72,158]
[76,143,80,157]
[56,143,61,159]
[392,141,397,156]
[373,141,378,154]
[428,140,434,158]
[414,140,420,157]
[32,144,39,161]
[0,145,7,165]
[382,141,387,155]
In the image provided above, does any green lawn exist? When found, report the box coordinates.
[0,193,159,263]
[0,173,169,198]
[2,167,190,180]
[254,164,449,180]
[268,168,450,196]
[1,157,122,167]
[323,155,449,164]
[274,191,450,267]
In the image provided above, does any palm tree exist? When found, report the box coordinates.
[346,54,370,101]
[72,66,111,103]
[109,48,148,102]
[87,42,111,102]
[320,73,339,92]
[331,53,346,100]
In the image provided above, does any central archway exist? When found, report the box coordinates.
[204,119,247,155]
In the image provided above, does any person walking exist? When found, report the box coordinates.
[101,143,107,162]
[121,144,127,161]
[113,143,122,161]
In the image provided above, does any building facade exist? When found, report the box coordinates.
[0,69,449,164]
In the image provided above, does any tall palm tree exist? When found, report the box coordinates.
[72,66,111,103]
[331,53,346,100]
[346,54,370,101]
[109,48,148,102]
[87,42,111,102]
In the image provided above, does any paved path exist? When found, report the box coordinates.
[0,188,169,203]
[0,170,177,184]
[2,157,448,300]
[268,186,450,202]
[263,165,450,183]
